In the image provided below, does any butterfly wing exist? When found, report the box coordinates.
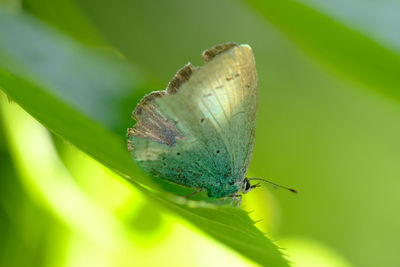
[128,43,257,198]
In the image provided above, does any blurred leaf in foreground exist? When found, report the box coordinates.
[248,0,400,101]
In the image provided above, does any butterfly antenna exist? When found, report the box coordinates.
[248,178,297,194]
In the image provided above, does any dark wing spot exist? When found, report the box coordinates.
[216,150,220,154]
[200,118,204,123]
[177,152,180,156]
[226,77,233,81]
[234,73,240,77]
[216,85,224,89]
[245,84,250,89]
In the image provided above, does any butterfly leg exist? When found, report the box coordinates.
[227,193,242,207]
[237,194,242,207]
[230,192,237,205]
[184,189,203,199]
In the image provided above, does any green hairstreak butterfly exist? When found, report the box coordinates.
[127,43,296,205]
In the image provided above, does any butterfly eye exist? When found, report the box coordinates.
[176,152,180,156]
[245,180,251,191]
[216,150,220,154]
[229,181,234,185]
[200,118,204,123]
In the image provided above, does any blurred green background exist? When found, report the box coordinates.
[1,0,400,266]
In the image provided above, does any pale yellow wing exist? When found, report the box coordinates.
[128,43,257,197]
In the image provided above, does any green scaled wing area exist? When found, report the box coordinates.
[128,43,257,198]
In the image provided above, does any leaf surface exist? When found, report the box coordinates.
[0,10,289,266]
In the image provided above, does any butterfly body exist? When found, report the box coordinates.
[128,43,257,199]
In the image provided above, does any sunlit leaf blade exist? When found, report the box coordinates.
[136,185,289,267]
[0,70,143,184]
[0,10,289,266]
[247,0,400,101]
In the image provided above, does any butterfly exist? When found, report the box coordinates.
[127,43,296,205]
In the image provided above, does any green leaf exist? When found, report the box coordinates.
[247,0,400,101]
[0,10,289,266]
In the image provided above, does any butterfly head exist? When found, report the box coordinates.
[240,178,261,194]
